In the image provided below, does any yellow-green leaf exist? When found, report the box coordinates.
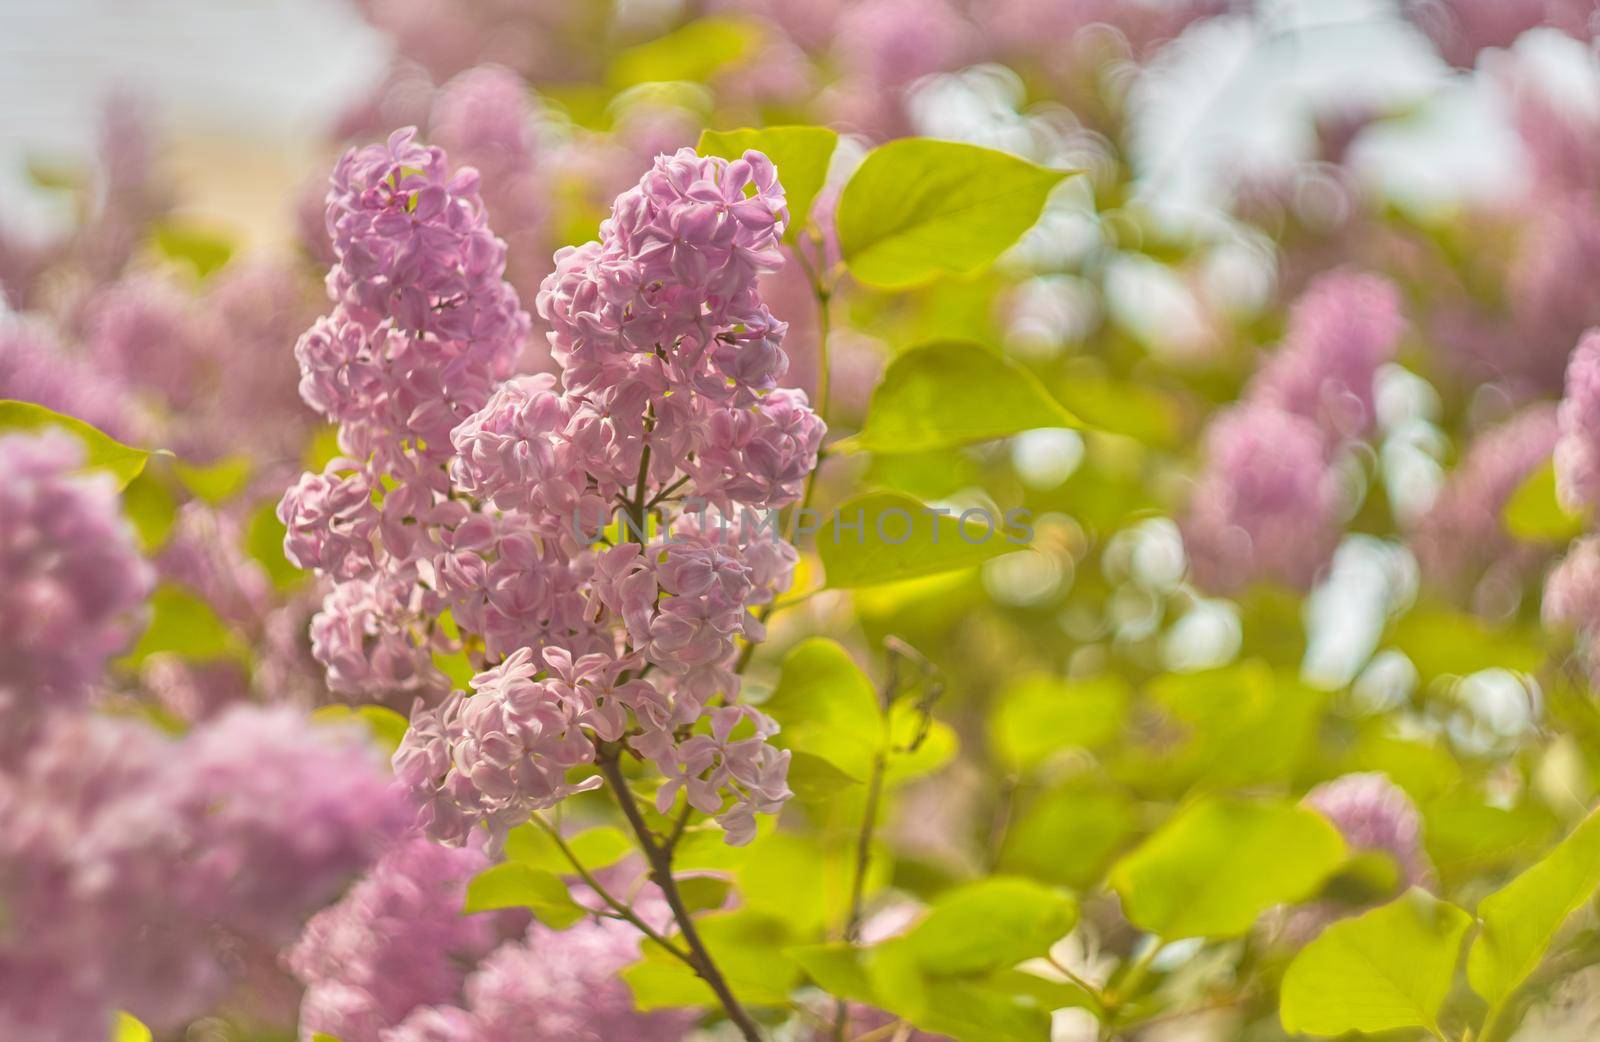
[818,491,1021,589]
[1110,797,1346,939]
[844,341,1080,454]
[837,139,1070,288]
[114,1012,153,1042]
[609,17,762,87]
[1468,801,1600,1014]
[463,862,586,929]
[1280,888,1472,1037]
[1505,458,1586,542]
[0,400,160,489]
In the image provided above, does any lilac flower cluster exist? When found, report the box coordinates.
[0,707,407,1042]
[0,432,152,757]
[1183,271,1403,594]
[283,132,821,847]
[1305,772,1433,890]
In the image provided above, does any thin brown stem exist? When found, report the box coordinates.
[598,750,766,1042]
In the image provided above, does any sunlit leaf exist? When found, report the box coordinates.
[623,911,798,1009]
[1110,797,1346,939]
[698,125,838,242]
[837,139,1070,288]
[990,673,1130,772]
[174,455,253,505]
[114,1012,153,1042]
[999,785,1136,890]
[764,637,880,777]
[844,341,1081,454]
[1468,801,1600,1014]
[463,862,586,928]
[1280,888,1472,1037]
[503,823,633,874]
[609,17,762,87]
[0,400,160,489]
[818,491,1021,589]
[902,877,1077,975]
[122,584,240,666]
[152,219,235,278]
[311,703,411,756]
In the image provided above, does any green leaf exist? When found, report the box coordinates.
[790,943,879,1004]
[311,1034,345,1042]
[677,875,734,913]
[1109,797,1346,939]
[843,341,1081,455]
[173,455,253,505]
[244,500,306,592]
[989,673,1130,772]
[836,139,1070,288]
[0,400,160,489]
[818,491,1020,589]
[786,750,863,800]
[624,911,799,1009]
[1505,458,1587,542]
[152,219,235,278]
[698,125,838,243]
[1390,605,1544,679]
[463,862,586,929]
[122,468,180,551]
[1052,373,1182,447]
[114,1012,153,1042]
[503,824,633,875]
[885,701,960,782]
[1280,889,1472,1038]
[609,16,763,87]
[1468,802,1600,1014]
[903,877,1077,975]
[764,638,881,777]
[999,785,1137,890]
[121,584,239,666]
[311,703,411,756]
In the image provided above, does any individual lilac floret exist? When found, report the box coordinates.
[1250,270,1404,441]
[0,432,152,755]
[288,836,519,1042]
[1555,330,1600,511]
[1182,403,1341,594]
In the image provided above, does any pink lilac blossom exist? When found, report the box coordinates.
[288,836,518,1042]
[286,134,816,846]
[1250,270,1405,441]
[1305,772,1434,889]
[1402,0,1599,69]
[429,65,549,299]
[1543,535,1600,685]
[83,273,216,415]
[0,316,134,438]
[0,708,406,1042]
[0,432,152,757]
[1555,330,1600,511]
[1182,402,1342,594]
[1411,404,1559,605]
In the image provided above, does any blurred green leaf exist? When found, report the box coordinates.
[786,750,863,800]
[1468,802,1600,1014]
[837,140,1070,288]
[244,501,306,592]
[1110,797,1346,939]
[885,699,959,781]
[698,125,837,243]
[1390,605,1544,679]
[1052,373,1183,447]
[503,823,632,875]
[26,154,85,192]
[122,584,239,666]
[463,862,585,928]
[152,219,235,278]
[990,673,1130,772]
[122,468,180,551]
[174,455,253,505]
[623,910,798,1009]
[819,491,1019,589]
[903,877,1077,975]
[999,786,1136,890]
[677,875,734,913]
[765,638,881,777]
[311,703,410,757]
[845,341,1081,454]
[1504,459,1586,542]
[609,17,762,87]
[1280,888,1472,1037]
[0,400,161,489]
